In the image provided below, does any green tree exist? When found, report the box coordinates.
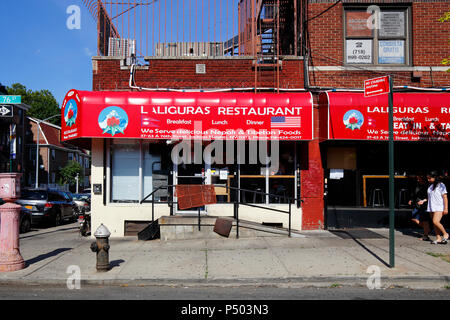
[439,12,450,72]
[60,160,84,188]
[6,83,61,125]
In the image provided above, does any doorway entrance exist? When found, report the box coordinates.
[173,162,206,214]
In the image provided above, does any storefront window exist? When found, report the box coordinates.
[109,139,298,206]
[111,142,140,203]
[269,142,296,203]
[344,7,410,66]
[239,141,296,204]
[110,140,170,204]
[239,140,268,204]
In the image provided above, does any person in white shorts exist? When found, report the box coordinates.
[426,171,448,244]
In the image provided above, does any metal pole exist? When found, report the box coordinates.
[152,192,154,222]
[289,202,291,237]
[236,167,240,239]
[388,75,395,268]
[35,122,40,189]
[35,114,60,189]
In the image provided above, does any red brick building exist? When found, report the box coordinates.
[73,0,449,235]
[305,0,449,88]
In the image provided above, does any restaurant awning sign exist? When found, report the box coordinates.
[321,92,450,142]
[60,90,314,141]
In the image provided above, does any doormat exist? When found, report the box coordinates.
[329,228,386,240]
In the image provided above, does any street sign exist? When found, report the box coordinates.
[364,76,390,97]
[364,75,396,267]
[0,96,21,104]
[0,105,13,117]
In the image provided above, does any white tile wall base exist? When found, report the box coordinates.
[90,203,302,238]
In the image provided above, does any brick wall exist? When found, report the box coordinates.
[300,96,324,230]
[93,57,305,91]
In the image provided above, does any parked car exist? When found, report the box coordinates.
[16,189,75,227]
[0,198,32,233]
[72,193,91,215]
[61,191,77,221]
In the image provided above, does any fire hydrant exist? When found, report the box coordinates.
[0,173,25,272]
[90,224,111,272]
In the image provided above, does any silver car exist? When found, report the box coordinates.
[72,193,91,215]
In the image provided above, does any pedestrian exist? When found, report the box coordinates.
[426,171,449,244]
[409,175,431,241]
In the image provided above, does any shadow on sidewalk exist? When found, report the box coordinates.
[20,227,78,240]
[25,248,72,266]
[331,230,390,268]
[110,259,125,269]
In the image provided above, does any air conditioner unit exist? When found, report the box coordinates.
[108,38,136,65]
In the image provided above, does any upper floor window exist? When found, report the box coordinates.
[344,6,410,66]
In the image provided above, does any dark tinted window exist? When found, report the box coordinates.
[21,190,48,200]
[48,191,64,201]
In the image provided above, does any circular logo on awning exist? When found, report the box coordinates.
[343,110,364,130]
[64,99,78,127]
[98,106,129,136]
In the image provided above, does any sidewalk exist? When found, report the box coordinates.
[0,227,449,289]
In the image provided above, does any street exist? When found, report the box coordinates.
[0,284,449,300]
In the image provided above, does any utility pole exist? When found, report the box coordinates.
[388,75,395,268]
[35,114,61,189]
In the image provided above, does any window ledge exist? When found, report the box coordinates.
[309,66,449,72]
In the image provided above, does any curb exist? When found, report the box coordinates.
[1,275,449,289]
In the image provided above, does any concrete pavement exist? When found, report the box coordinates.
[0,223,449,290]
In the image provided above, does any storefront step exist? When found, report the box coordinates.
[157,216,303,241]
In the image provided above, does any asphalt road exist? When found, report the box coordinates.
[0,284,448,300]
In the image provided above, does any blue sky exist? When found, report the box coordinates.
[0,0,239,105]
[0,0,97,104]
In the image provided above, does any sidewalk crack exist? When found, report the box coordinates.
[262,237,290,277]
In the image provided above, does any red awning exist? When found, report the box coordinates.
[60,90,314,141]
[320,92,450,142]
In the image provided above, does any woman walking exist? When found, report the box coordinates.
[427,171,448,244]
[409,175,431,241]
